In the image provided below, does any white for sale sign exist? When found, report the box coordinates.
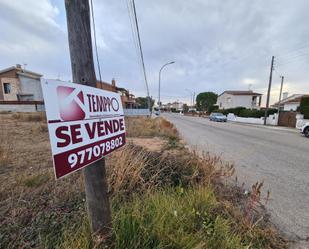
[41,79,126,179]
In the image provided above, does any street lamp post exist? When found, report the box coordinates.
[158,61,175,115]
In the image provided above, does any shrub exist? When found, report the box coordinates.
[208,104,217,113]
[216,107,246,116]
[300,97,309,119]
[217,107,277,118]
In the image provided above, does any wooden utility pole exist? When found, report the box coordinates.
[65,0,112,237]
[264,56,275,125]
[276,75,284,126]
[278,76,284,111]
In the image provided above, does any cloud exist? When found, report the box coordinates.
[242,78,258,85]
[0,0,70,79]
[1,0,309,105]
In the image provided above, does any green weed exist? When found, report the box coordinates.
[112,187,244,249]
[24,173,50,187]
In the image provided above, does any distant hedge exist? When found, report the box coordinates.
[300,97,309,119]
[215,107,277,118]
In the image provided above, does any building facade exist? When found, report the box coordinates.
[161,102,184,111]
[216,90,262,109]
[272,94,309,111]
[0,65,137,109]
[0,64,43,101]
[96,78,137,108]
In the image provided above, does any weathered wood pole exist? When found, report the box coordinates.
[64,0,112,237]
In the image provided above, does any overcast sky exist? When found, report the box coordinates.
[1,0,309,105]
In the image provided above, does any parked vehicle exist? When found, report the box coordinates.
[209,112,227,122]
[301,122,309,137]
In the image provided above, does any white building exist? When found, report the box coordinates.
[272,94,309,111]
[216,90,262,109]
[161,101,184,111]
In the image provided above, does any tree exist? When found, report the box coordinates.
[183,103,189,113]
[300,96,309,119]
[196,92,218,112]
[136,97,154,109]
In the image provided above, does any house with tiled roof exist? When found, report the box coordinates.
[216,90,262,109]
[0,64,43,101]
[96,79,137,109]
[0,65,137,110]
[272,94,309,111]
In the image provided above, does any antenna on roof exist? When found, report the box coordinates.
[23,63,27,71]
[248,84,252,90]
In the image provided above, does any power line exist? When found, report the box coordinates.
[279,50,309,61]
[89,0,102,85]
[126,0,151,109]
[275,45,309,69]
[126,0,144,81]
[277,54,309,67]
[222,44,309,69]
[126,3,138,49]
[132,0,150,98]
[282,57,309,66]
[277,44,309,58]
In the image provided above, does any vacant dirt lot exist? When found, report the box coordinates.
[0,113,287,249]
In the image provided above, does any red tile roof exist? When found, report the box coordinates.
[272,94,309,107]
[219,90,262,96]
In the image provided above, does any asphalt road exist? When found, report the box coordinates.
[163,113,309,244]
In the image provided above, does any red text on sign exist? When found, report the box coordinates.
[55,118,125,148]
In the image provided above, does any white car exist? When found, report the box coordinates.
[301,122,309,137]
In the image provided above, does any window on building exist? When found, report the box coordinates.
[3,83,11,94]
[227,97,231,103]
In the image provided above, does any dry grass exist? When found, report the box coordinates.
[12,112,46,122]
[108,144,202,200]
[0,114,287,249]
[0,136,11,171]
[125,117,178,139]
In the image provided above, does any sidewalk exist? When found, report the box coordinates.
[229,120,299,133]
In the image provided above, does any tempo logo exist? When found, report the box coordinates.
[57,86,86,121]
[42,79,126,179]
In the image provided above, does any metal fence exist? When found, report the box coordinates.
[0,102,150,117]
[123,108,150,117]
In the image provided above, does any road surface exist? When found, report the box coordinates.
[164,113,309,244]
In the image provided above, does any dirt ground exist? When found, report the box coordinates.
[0,113,166,180]
[127,137,166,152]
